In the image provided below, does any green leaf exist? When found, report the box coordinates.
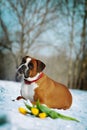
[36,100,51,114]
[36,100,79,122]
[48,110,59,119]
[24,102,32,111]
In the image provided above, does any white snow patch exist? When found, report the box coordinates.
[0,80,87,130]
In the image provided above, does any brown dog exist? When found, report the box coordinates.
[17,56,72,110]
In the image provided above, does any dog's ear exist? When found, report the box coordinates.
[37,60,46,72]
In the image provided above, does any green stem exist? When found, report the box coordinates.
[36,100,79,122]
[24,102,32,111]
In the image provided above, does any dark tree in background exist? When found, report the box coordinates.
[77,0,87,89]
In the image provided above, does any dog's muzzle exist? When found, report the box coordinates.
[17,64,29,78]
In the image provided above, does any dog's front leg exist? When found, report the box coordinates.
[16,96,25,100]
[12,96,25,101]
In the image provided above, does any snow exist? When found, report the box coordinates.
[0,80,87,130]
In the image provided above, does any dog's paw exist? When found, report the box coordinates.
[16,96,24,100]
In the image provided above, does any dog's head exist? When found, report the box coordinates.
[17,56,45,80]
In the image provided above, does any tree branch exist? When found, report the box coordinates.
[8,0,22,25]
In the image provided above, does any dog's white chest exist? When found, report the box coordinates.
[21,82,38,101]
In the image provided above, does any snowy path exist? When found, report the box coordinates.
[0,80,87,130]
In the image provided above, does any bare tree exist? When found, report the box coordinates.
[66,0,77,88]
[55,0,78,88]
[52,0,87,89]
[76,0,87,89]
[66,0,87,89]
[0,0,61,68]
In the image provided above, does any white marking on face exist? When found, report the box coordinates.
[21,82,38,101]
[17,57,31,72]
[24,58,31,74]
[25,58,31,67]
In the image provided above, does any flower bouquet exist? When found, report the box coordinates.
[18,100,79,122]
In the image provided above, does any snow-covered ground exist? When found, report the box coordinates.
[0,80,87,130]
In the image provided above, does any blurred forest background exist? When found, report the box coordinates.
[0,0,87,90]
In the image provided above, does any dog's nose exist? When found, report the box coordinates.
[18,65,26,74]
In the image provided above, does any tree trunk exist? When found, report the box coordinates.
[67,0,76,88]
[77,0,87,90]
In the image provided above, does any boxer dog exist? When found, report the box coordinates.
[16,56,72,110]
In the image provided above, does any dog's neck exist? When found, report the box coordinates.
[24,73,44,84]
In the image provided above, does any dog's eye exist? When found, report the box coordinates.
[28,62,34,69]
[22,59,26,64]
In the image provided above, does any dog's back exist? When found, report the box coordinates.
[34,73,72,110]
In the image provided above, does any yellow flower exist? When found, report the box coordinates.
[39,112,47,119]
[18,107,28,115]
[31,107,39,116]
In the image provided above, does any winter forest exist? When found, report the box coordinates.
[0,0,87,90]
